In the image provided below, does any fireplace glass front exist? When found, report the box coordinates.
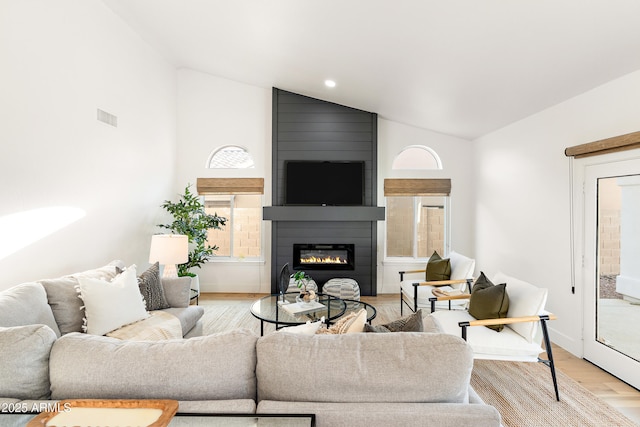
[293,244,355,270]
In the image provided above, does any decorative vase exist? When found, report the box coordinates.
[296,290,318,307]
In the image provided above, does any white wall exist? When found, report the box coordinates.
[377,119,475,293]
[176,69,272,293]
[0,0,177,290]
[473,69,640,356]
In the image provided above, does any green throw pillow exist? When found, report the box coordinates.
[426,251,451,281]
[468,272,509,332]
[364,309,424,333]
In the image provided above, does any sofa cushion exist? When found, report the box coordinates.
[0,324,57,400]
[161,277,192,308]
[161,306,204,336]
[0,282,61,337]
[468,272,509,332]
[256,332,472,404]
[76,265,148,336]
[49,329,258,401]
[40,261,124,335]
[138,262,170,311]
[426,251,451,281]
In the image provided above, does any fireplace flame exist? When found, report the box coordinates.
[300,256,347,264]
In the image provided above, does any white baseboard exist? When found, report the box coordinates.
[549,325,583,358]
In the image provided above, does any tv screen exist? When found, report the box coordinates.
[285,161,365,206]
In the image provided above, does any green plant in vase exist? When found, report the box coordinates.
[158,184,227,277]
[293,271,316,304]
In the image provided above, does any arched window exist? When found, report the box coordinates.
[392,145,442,170]
[207,145,255,169]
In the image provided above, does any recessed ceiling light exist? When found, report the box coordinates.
[324,80,336,88]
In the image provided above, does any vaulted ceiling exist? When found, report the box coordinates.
[103,0,640,140]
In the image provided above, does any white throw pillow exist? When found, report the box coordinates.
[280,318,324,335]
[77,265,149,336]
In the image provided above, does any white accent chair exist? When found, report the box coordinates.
[430,271,559,401]
[399,251,475,314]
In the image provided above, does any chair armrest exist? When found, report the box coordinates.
[412,279,469,287]
[399,269,426,281]
[429,293,471,302]
[459,313,557,328]
[427,292,471,313]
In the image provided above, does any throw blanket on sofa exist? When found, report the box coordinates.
[107,310,182,340]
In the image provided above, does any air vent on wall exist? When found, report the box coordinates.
[97,108,117,127]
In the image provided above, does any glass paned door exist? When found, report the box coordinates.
[583,159,640,390]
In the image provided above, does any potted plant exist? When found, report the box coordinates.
[293,271,317,305]
[158,184,227,289]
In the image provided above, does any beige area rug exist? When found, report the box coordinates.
[198,301,637,427]
[471,360,638,427]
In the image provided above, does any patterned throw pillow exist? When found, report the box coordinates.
[315,309,367,334]
[426,251,451,281]
[137,262,170,311]
[468,272,509,332]
[364,309,424,333]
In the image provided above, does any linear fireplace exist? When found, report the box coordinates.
[293,243,355,271]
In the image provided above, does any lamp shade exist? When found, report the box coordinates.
[149,234,189,265]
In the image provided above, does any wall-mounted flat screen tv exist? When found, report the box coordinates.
[285,161,365,206]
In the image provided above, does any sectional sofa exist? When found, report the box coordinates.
[0,262,501,427]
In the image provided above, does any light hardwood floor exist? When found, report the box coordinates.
[201,292,640,424]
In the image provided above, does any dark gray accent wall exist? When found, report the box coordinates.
[266,88,382,295]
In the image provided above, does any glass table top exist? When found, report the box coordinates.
[250,293,346,326]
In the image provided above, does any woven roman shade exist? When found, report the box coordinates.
[565,130,640,158]
[384,179,451,196]
[196,178,264,195]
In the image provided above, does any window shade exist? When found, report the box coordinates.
[384,179,451,196]
[565,130,640,158]
[196,178,264,195]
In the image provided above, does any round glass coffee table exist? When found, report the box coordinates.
[251,293,346,336]
[250,293,378,335]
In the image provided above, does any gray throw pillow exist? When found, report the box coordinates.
[0,324,57,400]
[364,309,424,333]
[137,262,170,311]
[468,272,509,332]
